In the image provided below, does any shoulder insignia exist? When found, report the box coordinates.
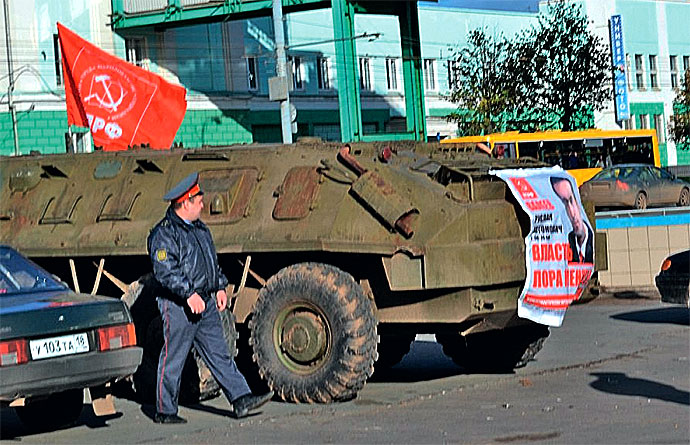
[156,249,168,262]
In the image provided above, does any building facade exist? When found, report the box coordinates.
[1,0,688,166]
[582,0,690,167]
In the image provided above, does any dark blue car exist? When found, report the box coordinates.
[0,246,142,431]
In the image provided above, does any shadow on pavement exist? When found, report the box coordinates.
[183,402,235,418]
[610,307,689,326]
[590,372,690,406]
[610,290,658,300]
[0,404,123,440]
[370,340,468,383]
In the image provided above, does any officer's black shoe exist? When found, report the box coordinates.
[153,413,188,424]
[231,391,274,419]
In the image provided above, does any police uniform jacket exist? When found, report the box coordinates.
[147,206,229,305]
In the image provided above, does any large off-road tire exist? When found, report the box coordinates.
[375,333,415,371]
[248,263,377,403]
[15,389,83,431]
[436,324,550,373]
[678,187,690,207]
[634,192,647,210]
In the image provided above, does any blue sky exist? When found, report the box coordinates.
[419,0,540,12]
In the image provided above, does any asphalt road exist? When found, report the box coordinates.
[1,293,688,444]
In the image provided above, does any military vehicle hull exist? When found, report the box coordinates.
[1,141,554,403]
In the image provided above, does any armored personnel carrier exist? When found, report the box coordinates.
[0,141,564,403]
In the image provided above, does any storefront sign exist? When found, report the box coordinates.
[610,15,630,121]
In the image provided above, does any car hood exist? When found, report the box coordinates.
[0,290,131,340]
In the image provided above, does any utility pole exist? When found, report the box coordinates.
[3,0,19,155]
[272,0,292,144]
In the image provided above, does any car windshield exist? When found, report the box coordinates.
[0,247,67,296]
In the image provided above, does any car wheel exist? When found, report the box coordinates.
[634,192,647,210]
[15,389,83,431]
[249,263,377,403]
[678,188,690,207]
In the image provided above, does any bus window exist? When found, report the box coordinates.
[493,143,517,159]
[495,144,506,159]
[610,137,655,164]
[518,141,539,160]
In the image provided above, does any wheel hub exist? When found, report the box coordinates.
[280,310,327,364]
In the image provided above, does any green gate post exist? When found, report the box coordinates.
[332,0,362,142]
[399,1,427,141]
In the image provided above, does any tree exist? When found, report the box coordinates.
[512,1,612,131]
[446,28,520,135]
[669,69,690,148]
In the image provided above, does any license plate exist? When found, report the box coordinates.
[30,332,89,360]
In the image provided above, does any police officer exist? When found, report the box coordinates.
[148,172,272,424]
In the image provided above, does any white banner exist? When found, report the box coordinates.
[491,167,595,327]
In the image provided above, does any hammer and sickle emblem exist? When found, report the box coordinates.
[84,74,126,113]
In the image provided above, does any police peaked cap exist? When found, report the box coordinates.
[163,172,204,203]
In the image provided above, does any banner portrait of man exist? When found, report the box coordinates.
[550,176,594,264]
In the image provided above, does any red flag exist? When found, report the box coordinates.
[58,23,187,151]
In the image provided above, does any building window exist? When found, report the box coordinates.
[634,54,644,89]
[625,54,632,90]
[670,55,678,89]
[246,57,258,91]
[423,59,436,91]
[125,38,146,67]
[358,57,372,91]
[317,57,331,90]
[288,56,304,90]
[65,131,89,153]
[622,118,633,130]
[385,58,399,91]
[53,34,62,87]
[684,56,690,75]
[653,114,665,143]
[447,60,460,90]
[648,55,658,88]
[639,114,649,130]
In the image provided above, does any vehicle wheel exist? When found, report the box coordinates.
[15,389,83,431]
[436,324,550,372]
[375,332,415,371]
[235,321,271,394]
[249,263,377,403]
[634,192,647,210]
[678,188,690,207]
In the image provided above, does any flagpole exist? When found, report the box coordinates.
[3,0,19,155]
